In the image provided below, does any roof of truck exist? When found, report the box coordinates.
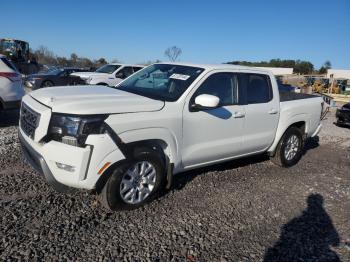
[154,62,272,74]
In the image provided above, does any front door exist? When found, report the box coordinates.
[182,72,245,168]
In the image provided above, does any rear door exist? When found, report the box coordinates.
[239,73,279,153]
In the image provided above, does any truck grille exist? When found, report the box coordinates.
[20,103,40,139]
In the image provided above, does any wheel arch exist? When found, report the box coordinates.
[118,128,179,165]
[268,119,307,156]
[95,135,177,194]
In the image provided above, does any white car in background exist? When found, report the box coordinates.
[0,55,25,111]
[71,63,144,86]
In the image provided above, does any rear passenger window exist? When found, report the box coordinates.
[192,72,239,106]
[245,74,272,104]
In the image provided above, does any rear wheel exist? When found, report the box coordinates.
[98,149,165,211]
[271,127,303,167]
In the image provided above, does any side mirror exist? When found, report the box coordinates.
[192,94,220,111]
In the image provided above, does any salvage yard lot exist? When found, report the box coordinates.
[0,109,349,261]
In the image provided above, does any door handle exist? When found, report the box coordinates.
[268,108,278,114]
[233,111,245,118]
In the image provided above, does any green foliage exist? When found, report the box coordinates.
[319,66,327,74]
[226,59,314,74]
[324,60,331,69]
[318,60,331,74]
[294,60,314,74]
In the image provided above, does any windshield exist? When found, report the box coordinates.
[96,64,121,74]
[0,40,16,51]
[117,64,204,101]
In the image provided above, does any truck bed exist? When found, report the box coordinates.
[279,92,319,102]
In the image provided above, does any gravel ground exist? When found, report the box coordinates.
[0,108,349,261]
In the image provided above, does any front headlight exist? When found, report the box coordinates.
[48,114,108,146]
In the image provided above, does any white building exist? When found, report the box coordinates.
[327,69,350,79]
[255,67,294,75]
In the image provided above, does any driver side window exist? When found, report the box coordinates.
[116,67,134,79]
[192,72,238,106]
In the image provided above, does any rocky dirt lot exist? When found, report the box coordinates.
[0,109,349,261]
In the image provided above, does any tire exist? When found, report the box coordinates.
[271,127,304,167]
[98,149,166,211]
[42,80,54,88]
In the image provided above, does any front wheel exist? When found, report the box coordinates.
[98,149,165,211]
[271,127,303,167]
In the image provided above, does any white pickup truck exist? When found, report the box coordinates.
[71,63,144,86]
[19,63,324,210]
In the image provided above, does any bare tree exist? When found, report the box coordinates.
[164,46,182,61]
[34,45,57,65]
[70,53,78,64]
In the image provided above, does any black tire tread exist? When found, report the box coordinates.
[271,126,303,167]
[97,148,165,211]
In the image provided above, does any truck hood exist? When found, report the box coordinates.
[29,85,164,114]
[70,72,109,79]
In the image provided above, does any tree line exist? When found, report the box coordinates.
[30,45,331,75]
[30,46,110,69]
[226,59,332,75]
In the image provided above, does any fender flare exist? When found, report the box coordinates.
[268,114,308,154]
[118,127,179,166]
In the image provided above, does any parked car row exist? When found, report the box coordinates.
[22,63,145,91]
[71,63,144,86]
[24,67,86,90]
